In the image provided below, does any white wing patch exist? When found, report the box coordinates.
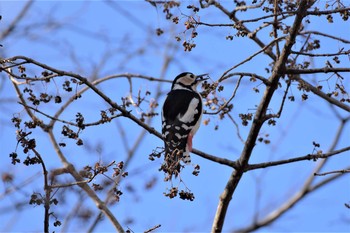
[181,124,190,130]
[178,98,199,123]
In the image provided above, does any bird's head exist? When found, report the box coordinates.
[171,72,209,91]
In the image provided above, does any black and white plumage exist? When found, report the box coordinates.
[161,72,208,177]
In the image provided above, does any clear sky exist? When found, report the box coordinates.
[0,1,349,232]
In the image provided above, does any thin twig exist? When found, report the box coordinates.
[290,75,350,112]
[306,7,350,16]
[206,75,243,115]
[50,161,116,188]
[286,67,350,74]
[6,67,51,132]
[47,130,126,233]
[314,169,350,176]
[220,72,269,85]
[233,0,266,13]
[209,0,277,61]
[19,102,123,128]
[300,30,350,44]
[144,224,161,233]
[291,49,350,57]
[31,148,51,233]
[227,113,245,144]
[273,0,281,59]
[219,37,284,82]
[246,146,350,171]
[264,79,291,120]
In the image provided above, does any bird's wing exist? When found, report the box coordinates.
[161,89,202,151]
[162,89,201,123]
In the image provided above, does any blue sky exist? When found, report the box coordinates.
[0,1,349,232]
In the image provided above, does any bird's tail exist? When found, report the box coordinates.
[162,139,190,179]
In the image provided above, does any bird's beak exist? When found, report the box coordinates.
[196,73,209,81]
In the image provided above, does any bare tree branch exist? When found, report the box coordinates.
[6,61,126,232]
[205,75,243,115]
[290,75,350,112]
[212,1,316,231]
[291,49,350,57]
[246,146,350,171]
[18,102,122,128]
[209,0,277,60]
[219,37,284,82]
[287,67,350,74]
[1,1,350,232]
[314,169,350,176]
[220,72,269,86]
[232,0,266,13]
[144,224,161,233]
[300,30,350,44]
[264,79,291,120]
[2,56,233,169]
[307,7,350,16]
[30,148,51,233]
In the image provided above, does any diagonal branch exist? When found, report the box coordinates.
[315,168,350,176]
[299,30,350,44]
[3,56,162,136]
[2,56,234,168]
[246,146,350,171]
[290,75,350,112]
[192,148,238,168]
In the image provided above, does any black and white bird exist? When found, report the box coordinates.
[161,72,208,177]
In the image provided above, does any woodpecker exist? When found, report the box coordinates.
[161,72,208,177]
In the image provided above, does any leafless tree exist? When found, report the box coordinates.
[0,0,349,232]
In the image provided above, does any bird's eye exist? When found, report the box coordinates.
[190,74,194,79]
